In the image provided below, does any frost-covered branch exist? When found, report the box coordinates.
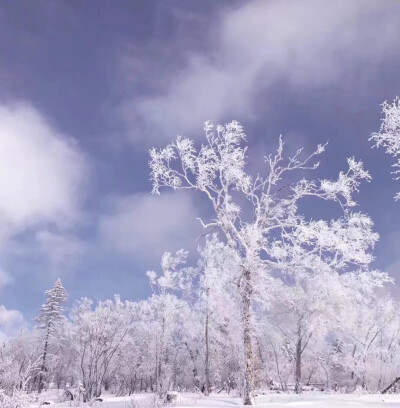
[370,97,400,200]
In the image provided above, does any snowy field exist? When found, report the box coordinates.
[172,393,400,407]
[28,392,400,408]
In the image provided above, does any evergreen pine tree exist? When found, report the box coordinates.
[36,279,67,392]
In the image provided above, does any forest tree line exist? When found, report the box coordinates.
[2,98,400,406]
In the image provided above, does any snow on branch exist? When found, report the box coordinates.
[370,97,400,200]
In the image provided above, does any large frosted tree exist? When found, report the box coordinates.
[35,279,67,393]
[149,121,379,404]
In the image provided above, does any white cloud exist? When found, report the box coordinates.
[0,268,12,291]
[35,230,86,275]
[126,0,400,139]
[0,103,87,235]
[0,305,26,341]
[0,102,88,284]
[99,192,201,261]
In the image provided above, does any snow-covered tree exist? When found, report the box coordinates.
[146,250,197,395]
[341,295,398,392]
[35,279,67,393]
[149,121,379,404]
[370,97,400,200]
[70,296,136,401]
[147,249,195,297]
[267,210,391,393]
[0,331,41,394]
[198,235,242,395]
[0,388,31,408]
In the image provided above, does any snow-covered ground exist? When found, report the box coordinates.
[29,392,400,408]
[177,393,400,407]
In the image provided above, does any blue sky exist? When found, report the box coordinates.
[1,0,400,335]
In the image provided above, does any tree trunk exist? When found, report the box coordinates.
[156,316,165,396]
[381,376,400,394]
[185,343,199,389]
[295,337,302,394]
[241,268,254,405]
[159,317,165,395]
[155,354,159,394]
[270,341,285,392]
[350,344,357,380]
[38,324,50,393]
[204,290,211,396]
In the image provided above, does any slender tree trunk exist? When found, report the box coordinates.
[155,354,158,394]
[204,290,210,396]
[381,376,400,394]
[185,342,199,389]
[241,268,254,405]
[295,336,302,394]
[38,324,50,393]
[172,349,179,390]
[157,316,165,396]
[350,344,357,380]
[270,342,285,392]
[159,317,165,394]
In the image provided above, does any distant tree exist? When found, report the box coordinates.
[268,210,391,393]
[0,331,40,394]
[71,296,136,401]
[0,388,30,408]
[35,279,67,392]
[370,97,400,200]
[146,250,196,396]
[198,235,242,395]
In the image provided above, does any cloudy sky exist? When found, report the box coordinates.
[1,0,400,335]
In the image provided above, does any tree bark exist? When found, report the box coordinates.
[350,344,357,380]
[295,337,302,394]
[241,268,254,405]
[156,316,165,396]
[38,324,50,393]
[185,343,199,389]
[204,289,211,396]
[381,376,400,394]
[270,341,285,392]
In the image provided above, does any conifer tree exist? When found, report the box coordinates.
[36,279,67,393]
